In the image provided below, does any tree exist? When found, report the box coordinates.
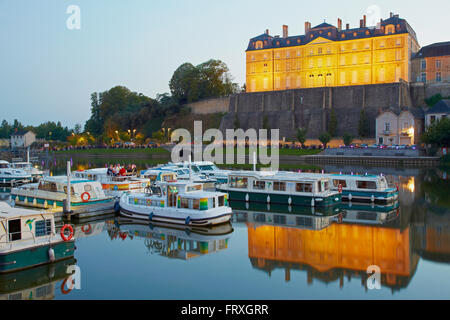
[343,132,353,146]
[328,108,337,137]
[319,132,331,148]
[422,118,450,147]
[358,108,369,138]
[84,92,103,136]
[74,124,82,135]
[297,128,307,147]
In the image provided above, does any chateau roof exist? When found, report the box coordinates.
[247,14,417,52]
[426,99,450,114]
[414,42,450,59]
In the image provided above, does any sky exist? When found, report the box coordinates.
[0,0,449,128]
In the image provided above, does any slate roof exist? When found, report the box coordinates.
[247,14,417,52]
[379,106,424,119]
[10,131,29,136]
[414,42,450,59]
[426,99,450,114]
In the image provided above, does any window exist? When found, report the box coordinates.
[193,199,200,209]
[430,115,436,123]
[273,181,286,191]
[421,60,426,70]
[218,196,224,207]
[180,197,189,209]
[35,220,52,237]
[295,183,313,193]
[229,177,248,189]
[436,72,441,82]
[385,122,390,132]
[8,219,21,241]
[421,72,426,83]
[84,184,92,192]
[356,180,377,189]
[333,179,347,188]
[263,78,268,89]
[253,180,266,190]
[318,48,322,54]
[436,60,441,69]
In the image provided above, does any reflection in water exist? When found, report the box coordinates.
[0,258,77,300]
[106,218,234,260]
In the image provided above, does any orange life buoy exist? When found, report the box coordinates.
[60,224,74,242]
[61,276,74,294]
[81,192,91,202]
[81,224,92,234]
[338,184,343,193]
[396,183,399,192]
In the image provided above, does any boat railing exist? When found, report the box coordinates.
[0,230,39,250]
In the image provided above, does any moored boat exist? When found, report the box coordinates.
[119,180,232,226]
[9,161,44,182]
[0,161,32,186]
[218,170,342,207]
[72,168,150,197]
[0,202,75,273]
[10,176,115,211]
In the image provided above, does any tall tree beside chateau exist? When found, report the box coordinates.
[358,108,369,138]
[169,59,238,104]
[319,132,331,148]
[297,128,307,147]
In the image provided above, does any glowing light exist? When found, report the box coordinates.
[406,177,415,193]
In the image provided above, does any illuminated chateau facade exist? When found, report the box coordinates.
[246,13,420,92]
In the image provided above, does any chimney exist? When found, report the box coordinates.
[305,21,311,34]
[283,25,288,38]
[265,29,269,35]
[363,15,366,28]
[337,18,342,32]
[390,12,393,18]
[360,19,363,28]
[346,23,349,30]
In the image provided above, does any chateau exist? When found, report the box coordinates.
[246,13,420,92]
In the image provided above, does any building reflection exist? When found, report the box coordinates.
[106,218,233,260]
[243,202,423,292]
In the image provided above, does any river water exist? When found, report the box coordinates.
[1,155,449,300]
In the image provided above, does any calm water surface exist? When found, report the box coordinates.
[1,156,450,300]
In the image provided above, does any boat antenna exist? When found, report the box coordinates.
[253,151,256,172]
[66,161,71,214]
[27,147,30,163]
[188,154,192,182]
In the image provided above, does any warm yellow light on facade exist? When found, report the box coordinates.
[406,177,415,193]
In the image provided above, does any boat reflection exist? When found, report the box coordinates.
[106,218,234,260]
[242,202,421,292]
[0,257,77,300]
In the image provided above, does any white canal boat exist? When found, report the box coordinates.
[10,176,115,211]
[0,202,75,273]
[0,161,32,186]
[119,180,232,226]
[72,168,150,197]
[218,170,342,207]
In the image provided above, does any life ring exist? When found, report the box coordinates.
[81,192,91,202]
[395,183,399,192]
[81,224,92,234]
[338,184,343,193]
[60,224,74,242]
[61,276,74,295]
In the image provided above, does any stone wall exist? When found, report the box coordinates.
[410,82,450,107]
[186,97,230,115]
[220,82,413,139]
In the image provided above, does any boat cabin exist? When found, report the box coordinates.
[141,170,177,183]
[329,174,390,191]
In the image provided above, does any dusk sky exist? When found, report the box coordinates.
[0,0,449,128]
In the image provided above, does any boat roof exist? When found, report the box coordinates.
[74,168,108,174]
[228,170,331,182]
[0,202,52,220]
[0,160,10,165]
[41,176,93,184]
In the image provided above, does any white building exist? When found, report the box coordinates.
[425,99,450,128]
[10,131,36,149]
[376,107,424,145]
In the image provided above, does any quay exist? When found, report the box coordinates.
[300,155,441,167]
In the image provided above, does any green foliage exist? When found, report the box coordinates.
[343,132,353,146]
[328,108,337,137]
[358,108,369,138]
[422,117,450,147]
[318,132,331,148]
[425,93,443,107]
[169,59,238,104]
[297,128,307,147]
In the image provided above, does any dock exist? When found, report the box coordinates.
[301,155,441,167]
[54,202,117,222]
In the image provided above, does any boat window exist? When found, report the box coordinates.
[229,177,248,189]
[323,181,330,190]
[39,181,58,192]
[199,165,214,171]
[63,186,75,195]
[180,198,189,209]
[356,180,377,189]
[191,166,200,173]
[147,175,158,181]
[333,179,347,187]
[274,215,287,225]
[84,185,92,192]
[35,219,52,237]
[296,183,313,193]
[187,185,202,192]
[218,195,225,206]
[0,164,8,169]
[253,180,266,190]
[273,181,286,191]
[193,199,200,209]
[296,216,313,227]
[8,219,21,241]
